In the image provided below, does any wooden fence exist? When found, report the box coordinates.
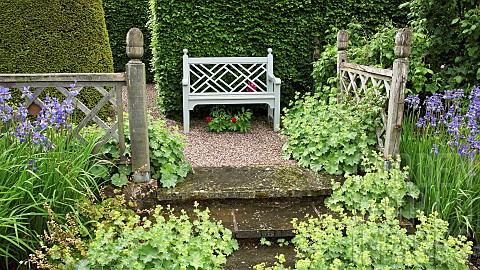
[337,28,413,162]
[0,28,151,183]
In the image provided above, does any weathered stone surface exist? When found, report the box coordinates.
[157,165,340,201]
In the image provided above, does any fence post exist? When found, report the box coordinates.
[126,28,151,183]
[384,28,412,162]
[337,30,349,95]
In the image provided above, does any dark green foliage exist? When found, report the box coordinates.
[149,0,407,115]
[0,0,114,120]
[401,0,479,90]
[103,0,154,81]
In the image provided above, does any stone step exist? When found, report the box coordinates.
[157,165,340,201]
[224,239,296,270]
[160,197,332,239]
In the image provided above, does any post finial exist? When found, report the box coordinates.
[267,48,273,54]
[394,28,412,58]
[337,30,349,50]
[126,28,144,61]
[183,49,188,55]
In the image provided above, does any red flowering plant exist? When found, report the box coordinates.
[206,106,252,133]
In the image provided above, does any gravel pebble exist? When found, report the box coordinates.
[123,84,296,167]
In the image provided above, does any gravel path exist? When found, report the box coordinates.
[123,84,296,167]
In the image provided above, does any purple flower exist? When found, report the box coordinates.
[21,86,33,99]
[405,94,420,109]
[0,86,12,102]
[431,144,439,155]
[424,93,443,113]
[69,84,79,97]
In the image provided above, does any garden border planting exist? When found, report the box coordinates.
[0,28,151,183]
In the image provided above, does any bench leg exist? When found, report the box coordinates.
[183,108,190,133]
[273,108,280,132]
[268,107,273,122]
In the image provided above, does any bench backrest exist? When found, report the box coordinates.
[182,49,275,94]
[337,29,412,161]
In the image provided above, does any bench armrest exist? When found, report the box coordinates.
[268,73,281,85]
[182,78,189,86]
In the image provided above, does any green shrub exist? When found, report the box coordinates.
[255,200,473,270]
[103,0,154,82]
[312,22,437,97]
[0,0,115,120]
[281,90,382,175]
[98,115,191,188]
[325,152,420,219]
[25,199,238,270]
[148,0,407,115]
[400,1,479,90]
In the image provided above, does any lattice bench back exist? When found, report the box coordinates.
[337,29,412,160]
[182,49,281,133]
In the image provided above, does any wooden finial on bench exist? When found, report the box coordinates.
[183,49,188,55]
[267,48,272,54]
[394,28,412,59]
[126,28,144,63]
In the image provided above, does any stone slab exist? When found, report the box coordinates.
[157,165,341,201]
[160,197,331,239]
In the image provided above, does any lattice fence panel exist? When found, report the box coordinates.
[2,81,125,161]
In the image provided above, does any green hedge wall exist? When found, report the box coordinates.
[149,0,407,116]
[0,0,114,120]
[103,0,154,81]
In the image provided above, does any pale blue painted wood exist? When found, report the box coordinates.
[182,48,281,133]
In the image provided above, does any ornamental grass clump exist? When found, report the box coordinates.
[401,86,480,242]
[0,86,104,267]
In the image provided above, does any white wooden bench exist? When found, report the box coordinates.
[182,48,281,133]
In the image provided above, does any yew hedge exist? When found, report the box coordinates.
[149,0,407,115]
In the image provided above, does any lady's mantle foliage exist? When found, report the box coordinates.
[255,199,473,270]
[24,199,239,269]
[281,91,382,174]
[325,152,420,219]
[100,115,191,188]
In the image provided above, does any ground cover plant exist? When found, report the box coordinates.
[281,90,382,175]
[96,114,191,188]
[0,86,105,268]
[325,152,420,219]
[255,199,473,270]
[401,87,480,242]
[23,198,238,269]
[255,154,473,269]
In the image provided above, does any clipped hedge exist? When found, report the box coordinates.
[0,0,114,120]
[103,0,154,81]
[149,0,407,116]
